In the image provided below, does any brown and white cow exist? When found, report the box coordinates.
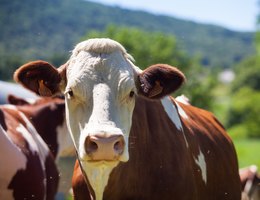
[0,95,72,200]
[7,95,74,159]
[14,38,241,200]
[0,101,57,200]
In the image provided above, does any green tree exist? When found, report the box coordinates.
[226,19,260,137]
[0,54,24,81]
[227,56,260,138]
[227,87,260,138]
[231,56,260,92]
[85,25,190,70]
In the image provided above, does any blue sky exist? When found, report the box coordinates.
[90,0,258,32]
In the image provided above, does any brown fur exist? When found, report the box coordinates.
[72,96,241,200]
[14,59,240,199]
[137,64,185,98]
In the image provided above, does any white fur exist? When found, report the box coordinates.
[175,94,190,105]
[161,97,189,147]
[0,126,27,200]
[194,149,207,184]
[175,101,189,119]
[161,97,183,131]
[81,161,118,200]
[65,39,138,197]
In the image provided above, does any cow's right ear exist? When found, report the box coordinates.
[14,60,66,97]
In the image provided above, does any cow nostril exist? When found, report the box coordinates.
[85,137,98,155]
[89,141,98,151]
[114,138,124,155]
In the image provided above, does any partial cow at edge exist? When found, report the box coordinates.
[7,95,74,159]
[240,165,260,200]
[0,95,73,200]
[14,38,241,200]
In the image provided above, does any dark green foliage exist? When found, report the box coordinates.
[231,56,260,92]
[227,55,260,138]
[85,25,190,70]
[225,2,260,138]
[227,87,260,138]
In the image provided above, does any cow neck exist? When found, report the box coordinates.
[103,96,191,198]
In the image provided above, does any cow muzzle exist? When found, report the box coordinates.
[84,133,125,161]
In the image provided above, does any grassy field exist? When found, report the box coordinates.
[233,138,260,169]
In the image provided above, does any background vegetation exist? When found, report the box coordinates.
[0,0,254,80]
[1,0,260,196]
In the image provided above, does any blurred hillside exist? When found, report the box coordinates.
[0,0,255,80]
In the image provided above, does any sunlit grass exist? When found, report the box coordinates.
[233,138,260,169]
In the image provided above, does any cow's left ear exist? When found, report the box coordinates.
[7,94,30,105]
[137,64,185,99]
[14,60,67,97]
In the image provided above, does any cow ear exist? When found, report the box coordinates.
[137,64,185,99]
[7,94,30,105]
[14,60,66,96]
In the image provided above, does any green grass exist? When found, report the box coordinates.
[233,138,260,169]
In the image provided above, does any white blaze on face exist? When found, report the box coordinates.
[64,39,137,199]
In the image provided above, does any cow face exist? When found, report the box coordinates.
[14,38,185,199]
[64,41,137,163]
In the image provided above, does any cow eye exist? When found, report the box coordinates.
[129,91,135,98]
[66,89,74,99]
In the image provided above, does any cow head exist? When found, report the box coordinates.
[14,38,185,199]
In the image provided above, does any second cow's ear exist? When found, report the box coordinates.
[14,60,66,96]
[7,94,30,106]
[137,64,185,99]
